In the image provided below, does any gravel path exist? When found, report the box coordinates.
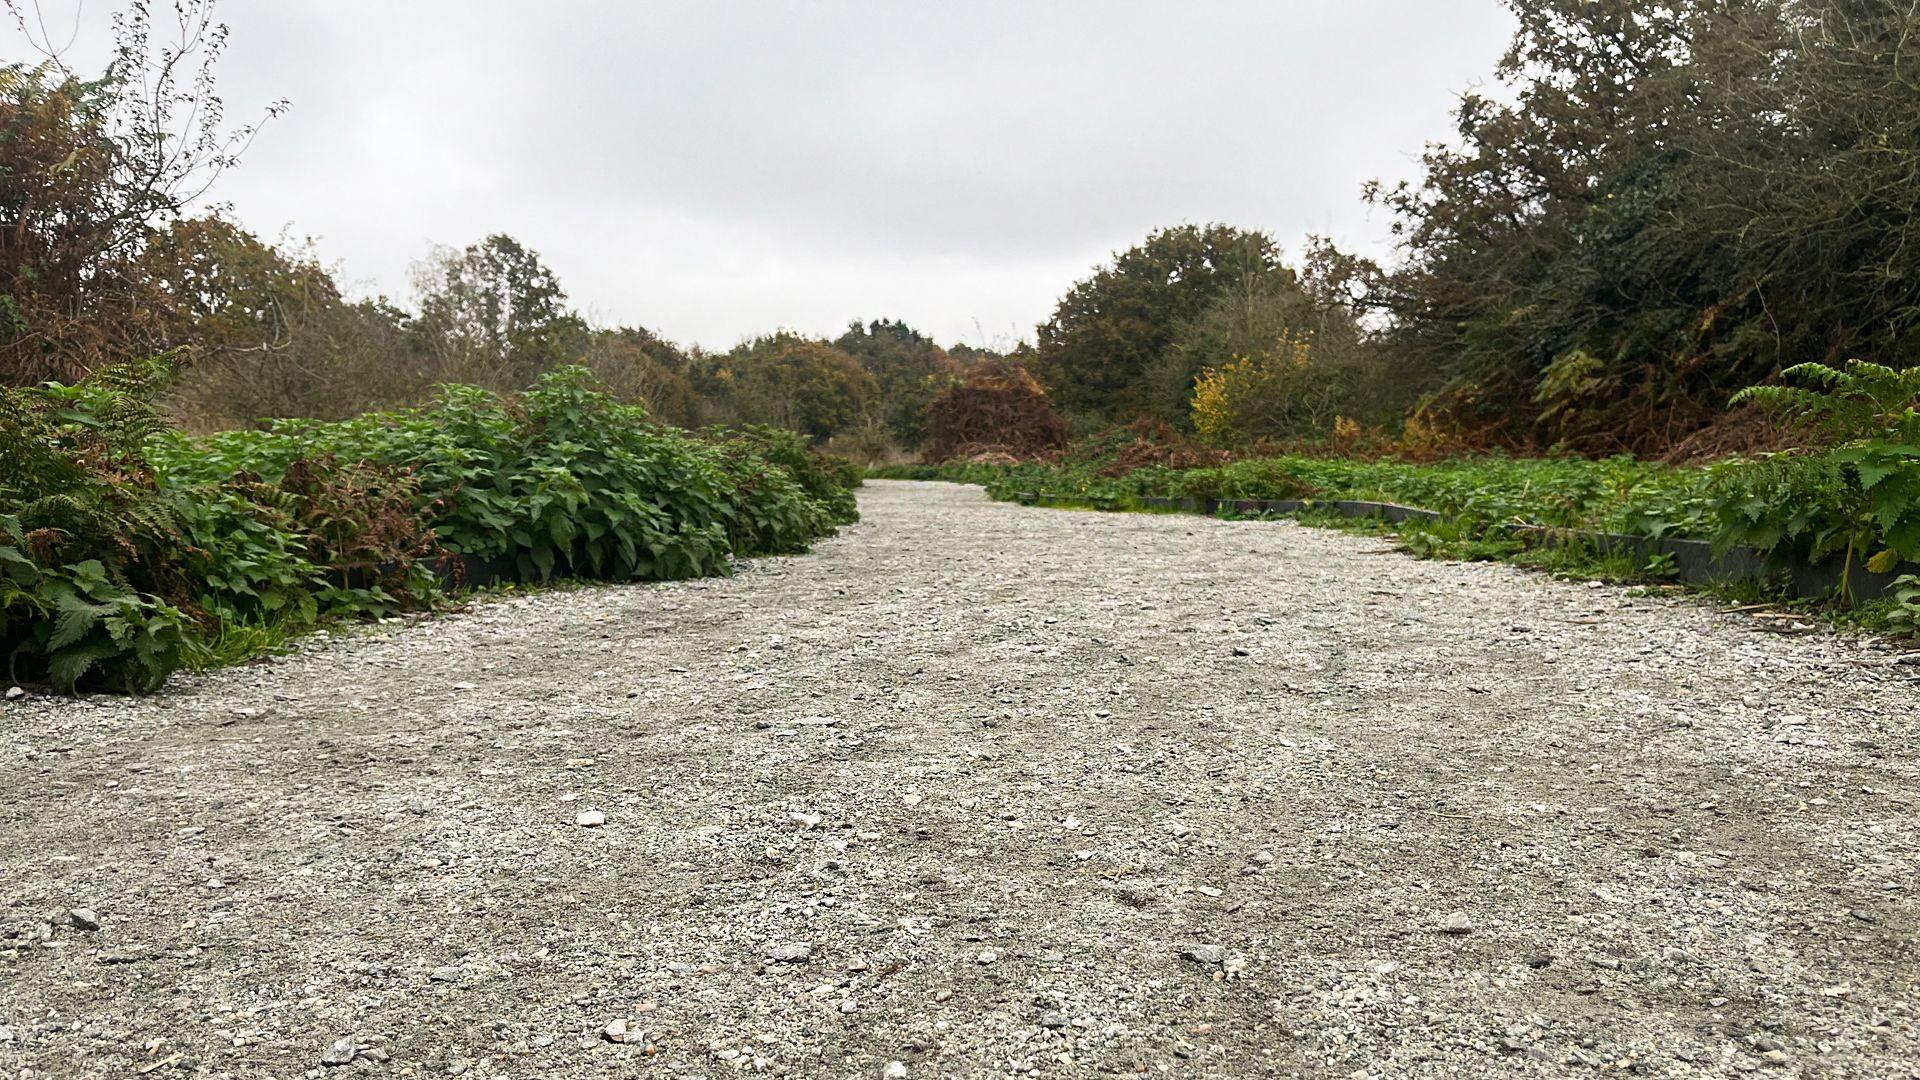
[4,479,1917,1079]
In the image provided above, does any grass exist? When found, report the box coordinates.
[180,611,312,671]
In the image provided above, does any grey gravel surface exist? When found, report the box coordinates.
[3,479,1917,1079]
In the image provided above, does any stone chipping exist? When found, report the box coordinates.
[1,479,1915,1078]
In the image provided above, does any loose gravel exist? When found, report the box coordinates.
[2,479,1917,1078]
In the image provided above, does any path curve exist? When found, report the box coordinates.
[3,480,1916,1078]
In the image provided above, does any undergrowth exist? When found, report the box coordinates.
[3,362,859,694]
[875,365,1920,637]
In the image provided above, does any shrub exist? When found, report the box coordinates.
[1190,331,1316,446]
[922,360,1069,461]
[705,424,861,527]
[164,368,858,584]
[1715,362,1920,596]
[1,527,190,693]
[6,362,859,694]
[0,355,198,691]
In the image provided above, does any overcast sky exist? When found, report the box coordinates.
[23,1,1514,351]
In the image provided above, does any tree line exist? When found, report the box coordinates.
[1032,0,1920,456]
[4,0,1916,460]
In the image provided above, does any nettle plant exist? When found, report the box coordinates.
[1716,361,1920,598]
[0,356,194,691]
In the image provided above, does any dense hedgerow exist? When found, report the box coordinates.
[3,362,857,694]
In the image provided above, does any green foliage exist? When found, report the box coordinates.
[1033,224,1290,420]
[1713,362,1920,596]
[705,424,862,526]
[1642,551,1681,580]
[166,483,327,625]
[1369,0,1920,453]
[1731,362,1920,446]
[832,319,958,448]
[6,361,859,695]
[161,368,858,586]
[1885,575,1920,634]
[0,355,199,691]
[0,352,186,566]
[921,451,1717,540]
[0,522,189,693]
[691,333,879,441]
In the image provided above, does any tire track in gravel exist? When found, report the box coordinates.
[2,479,1916,1078]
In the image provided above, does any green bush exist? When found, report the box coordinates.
[1,356,198,691]
[1715,362,1920,594]
[0,526,190,694]
[4,363,859,694]
[706,424,862,527]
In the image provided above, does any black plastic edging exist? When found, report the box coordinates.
[1009,491,1915,604]
[336,552,529,592]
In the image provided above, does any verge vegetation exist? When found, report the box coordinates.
[2,360,858,694]
[875,361,1920,633]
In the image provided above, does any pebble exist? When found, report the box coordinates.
[1181,943,1228,965]
[321,1037,357,1066]
[576,810,605,827]
[9,481,1913,1080]
[602,1018,633,1043]
[67,907,100,931]
[1438,911,1475,934]
[430,964,461,983]
[769,941,814,963]
[976,948,999,964]
[4,686,23,701]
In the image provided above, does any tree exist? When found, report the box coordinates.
[1151,235,1378,433]
[1368,0,1920,453]
[696,332,877,440]
[1032,224,1288,420]
[140,216,339,357]
[410,234,589,389]
[577,326,697,426]
[832,318,957,448]
[138,216,435,425]
[0,0,283,384]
